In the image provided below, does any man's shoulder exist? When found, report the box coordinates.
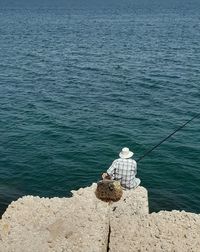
[113,158,137,165]
[122,158,137,164]
[113,158,121,163]
[112,158,125,164]
[130,158,137,163]
[115,158,136,163]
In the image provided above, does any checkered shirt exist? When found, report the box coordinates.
[107,158,137,189]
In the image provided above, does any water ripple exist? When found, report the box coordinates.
[0,6,200,216]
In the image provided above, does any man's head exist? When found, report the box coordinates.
[119,147,134,159]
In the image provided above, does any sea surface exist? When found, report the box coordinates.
[0,0,200,216]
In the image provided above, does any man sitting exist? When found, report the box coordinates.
[102,147,141,190]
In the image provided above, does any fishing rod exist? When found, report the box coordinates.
[136,113,200,163]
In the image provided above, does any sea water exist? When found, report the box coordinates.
[0,0,200,216]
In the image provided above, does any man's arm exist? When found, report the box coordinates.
[102,173,111,180]
[106,161,116,176]
[102,160,116,179]
[134,161,137,176]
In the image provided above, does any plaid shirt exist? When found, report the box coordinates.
[107,158,137,189]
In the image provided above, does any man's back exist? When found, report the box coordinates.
[107,158,137,189]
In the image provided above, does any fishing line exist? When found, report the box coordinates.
[137,113,200,163]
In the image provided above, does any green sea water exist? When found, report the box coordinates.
[0,0,200,216]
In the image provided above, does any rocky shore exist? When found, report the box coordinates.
[0,184,200,251]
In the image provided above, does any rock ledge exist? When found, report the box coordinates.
[0,184,200,252]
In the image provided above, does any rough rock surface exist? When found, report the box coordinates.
[109,210,200,252]
[0,183,110,252]
[1,184,200,252]
[0,184,148,252]
[110,186,149,217]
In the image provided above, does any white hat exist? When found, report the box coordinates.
[119,147,134,159]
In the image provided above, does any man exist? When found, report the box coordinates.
[102,147,141,190]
